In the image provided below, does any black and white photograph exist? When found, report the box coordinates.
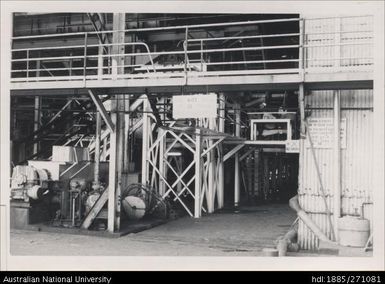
[0,0,384,273]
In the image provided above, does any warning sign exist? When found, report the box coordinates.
[306,118,347,149]
[172,94,217,119]
[286,140,300,153]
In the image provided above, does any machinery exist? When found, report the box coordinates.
[11,165,50,202]
[10,145,168,230]
[10,146,109,229]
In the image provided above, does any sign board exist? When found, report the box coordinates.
[286,140,300,153]
[306,118,347,149]
[172,94,217,119]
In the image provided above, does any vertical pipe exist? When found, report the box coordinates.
[297,83,306,244]
[333,90,341,241]
[83,32,88,80]
[107,13,126,233]
[159,127,165,196]
[234,154,240,207]
[299,83,306,138]
[115,94,125,231]
[107,96,117,233]
[33,96,41,155]
[194,128,202,218]
[207,118,215,213]
[111,13,124,79]
[94,112,101,186]
[141,97,149,185]
[123,95,130,173]
[160,97,167,195]
[234,103,241,207]
[217,94,225,208]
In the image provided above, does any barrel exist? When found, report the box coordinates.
[338,216,370,247]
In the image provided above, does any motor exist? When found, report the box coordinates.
[11,165,50,202]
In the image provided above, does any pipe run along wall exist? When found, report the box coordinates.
[298,90,374,250]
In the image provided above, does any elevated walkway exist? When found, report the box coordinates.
[11,69,373,96]
[10,15,374,96]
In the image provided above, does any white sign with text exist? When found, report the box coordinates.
[286,140,300,153]
[172,94,218,119]
[306,118,347,149]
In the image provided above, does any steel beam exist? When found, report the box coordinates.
[88,89,115,132]
[11,72,373,95]
[81,187,109,230]
[223,144,245,162]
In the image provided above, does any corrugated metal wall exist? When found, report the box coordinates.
[298,90,373,250]
[298,15,374,250]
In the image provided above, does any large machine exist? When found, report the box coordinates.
[10,145,169,230]
[10,146,109,229]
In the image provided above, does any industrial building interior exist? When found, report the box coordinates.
[8,12,374,256]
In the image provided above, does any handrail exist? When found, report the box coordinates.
[12,41,157,73]
[11,44,300,63]
[10,15,373,84]
[186,32,300,43]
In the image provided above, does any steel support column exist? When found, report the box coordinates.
[207,118,215,213]
[194,128,202,218]
[107,13,126,233]
[234,103,241,207]
[107,97,118,232]
[141,97,150,186]
[217,93,225,208]
[333,90,341,241]
[94,112,101,187]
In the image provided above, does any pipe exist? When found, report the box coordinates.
[333,90,341,241]
[93,112,101,190]
[234,103,241,208]
[289,195,336,244]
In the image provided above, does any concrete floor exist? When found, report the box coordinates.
[10,204,317,256]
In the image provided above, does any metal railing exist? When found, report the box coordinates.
[10,15,373,84]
